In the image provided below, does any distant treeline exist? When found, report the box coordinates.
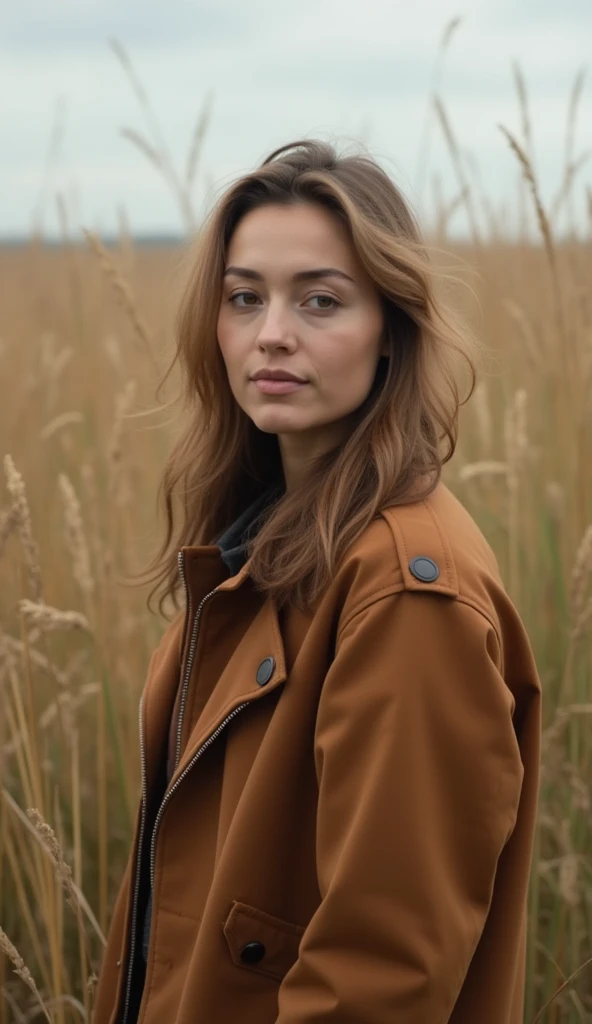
[0,234,185,248]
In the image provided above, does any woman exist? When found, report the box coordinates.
[93,139,541,1024]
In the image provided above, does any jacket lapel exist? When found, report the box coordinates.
[166,551,288,785]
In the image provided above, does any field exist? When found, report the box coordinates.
[1,66,592,1022]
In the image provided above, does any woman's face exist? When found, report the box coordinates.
[217,201,387,491]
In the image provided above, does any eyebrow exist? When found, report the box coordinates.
[223,265,355,284]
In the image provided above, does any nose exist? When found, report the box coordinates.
[255,299,296,349]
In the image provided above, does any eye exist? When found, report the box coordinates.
[308,294,340,311]
[228,291,341,311]
[228,290,259,308]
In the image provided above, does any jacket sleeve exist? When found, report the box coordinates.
[275,590,525,1023]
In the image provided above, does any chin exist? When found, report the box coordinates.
[251,412,311,434]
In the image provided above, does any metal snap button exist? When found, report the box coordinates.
[240,941,266,964]
[256,657,275,686]
[409,556,440,583]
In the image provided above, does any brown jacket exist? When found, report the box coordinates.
[94,481,541,1024]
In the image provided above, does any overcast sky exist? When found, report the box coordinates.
[2,0,591,239]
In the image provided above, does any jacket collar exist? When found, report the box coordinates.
[170,482,288,779]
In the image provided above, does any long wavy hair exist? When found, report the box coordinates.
[139,138,478,617]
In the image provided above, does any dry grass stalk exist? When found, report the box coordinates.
[46,348,74,385]
[435,187,469,239]
[109,36,197,233]
[433,95,481,245]
[503,388,530,602]
[3,684,99,757]
[532,954,592,1023]
[565,764,590,814]
[18,599,90,634]
[440,15,462,50]
[58,474,95,599]
[511,62,533,163]
[38,333,75,416]
[6,804,91,1018]
[117,205,135,279]
[0,636,38,809]
[3,455,43,602]
[569,524,592,618]
[185,89,214,188]
[498,125,555,269]
[561,67,586,216]
[109,380,137,506]
[109,380,137,466]
[572,594,592,643]
[0,633,69,688]
[79,458,110,595]
[558,853,581,908]
[26,809,80,916]
[458,460,508,482]
[119,127,161,171]
[545,482,566,522]
[542,703,592,746]
[61,649,90,685]
[83,229,158,373]
[40,412,84,442]
[0,505,17,560]
[498,123,573,397]
[551,150,591,223]
[504,387,529,489]
[38,683,99,733]
[104,332,124,375]
[41,334,74,386]
[413,16,463,207]
[38,330,57,371]
[501,298,542,368]
[3,789,106,947]
[0,927,52,1022]
[30,95,66,236]
[470,380,492,452]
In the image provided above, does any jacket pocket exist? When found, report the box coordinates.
[223,900,305,983]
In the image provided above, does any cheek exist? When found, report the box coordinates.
[216,315,238,366]
[322,335,377,379]
[320,339,381,407]
[216,307,229,343]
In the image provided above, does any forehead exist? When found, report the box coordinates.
[226,202,356,268]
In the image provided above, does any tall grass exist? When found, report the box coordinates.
[1,39,591,1022]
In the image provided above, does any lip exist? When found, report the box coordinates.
[250,371,307,383]
[252,379,308,395]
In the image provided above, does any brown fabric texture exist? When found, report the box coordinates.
[93,481,542,1024]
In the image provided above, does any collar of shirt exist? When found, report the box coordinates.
[214,481,285,576]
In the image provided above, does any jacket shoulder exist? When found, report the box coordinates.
[337,481,504,626]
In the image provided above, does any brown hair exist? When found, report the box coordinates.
[141,138,478,617]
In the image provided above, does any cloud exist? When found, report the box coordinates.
[497,0,592,26]
[2,0,257,51]
[0,0,590,237]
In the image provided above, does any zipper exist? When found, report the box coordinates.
[149,700,249,888]
[121,691,148,1024]
[174,550,219,772]
[177,548,193,710]
[120,550,197,1024]
[149,550,226,888]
